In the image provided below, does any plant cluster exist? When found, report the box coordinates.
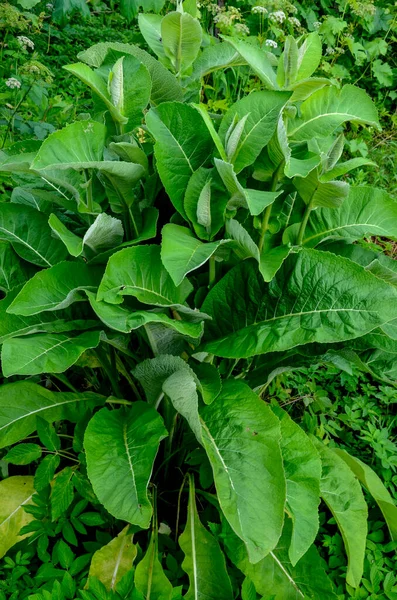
[0,2,397,599]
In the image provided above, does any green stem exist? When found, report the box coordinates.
[208,255,216,288]
[95,347,123,398]
[51,373,78,393]
[1,84,33,149]
[296,200,314,245]
[258,160,285,253]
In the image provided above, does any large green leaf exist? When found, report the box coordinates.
[179,475,233,600]
[97,245,192,307]
[146,103,214,218]
[0,204,68,267]
[221,36,277,90]
[161,11,202,75]
[224,518,338,599]
[87,292,204,340]
[0,286,98,344]
[88,526,137,591]
[0,381,105,449]
[287,84,379,141]
[77,42,183,105]
[0,477,35,559]
[134,529,173,600]
[201,249,397,358]
[218,91,291,173]
[1,330,101,376]
[272,406,321,565]
[138,13,167,61]
[299,187,397,246]
[314,440,367,588]
[188,43,246,83]
[84,404,167,528]
[333,449,397,541]
[0,242,33,293]
[7,262,102,316]
[200,380,285,563]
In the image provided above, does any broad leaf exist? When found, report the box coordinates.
[294,171,349,209]
[221,36,277,90]
[314,439,367,588]
[2,330,101,376]
[0,381,105,448]
[299,187,397,246]
[0,241,33,292]
[334,449,397,541]
[84,404,167,528]
[288,84,379,141]
[146,103,214,218]
[200,380,285,563]
[201,249,397,358]
[0,477,35,559]
[138,13,167,61]
[7,262,102,316]
[0,204,68,267]
[224,518,338,599]
[188,43,246,82]
[271,406,321,565]
[97,245,193,306]
[135,529,173,600]
[161,11,202,75]
[88,526,137,590]
[218,91,291,173]
[179,475,233,600]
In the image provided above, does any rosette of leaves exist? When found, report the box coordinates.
[0,9,397,599]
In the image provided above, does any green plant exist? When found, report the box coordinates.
[0,6,397,598]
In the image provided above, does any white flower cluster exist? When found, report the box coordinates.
[5,77,21,89]
[252,5,268,14]
[269,10,286,23]
[265,39,278,48]
[313,21,321,29]
[17,35,34,50]
[46,2,54,9]
[325,46,335,55]
[235,23,250,34]
[289,16,301,27]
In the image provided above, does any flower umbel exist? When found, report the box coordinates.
[5,77,21,89]
[265,39,278,48]
[17,35,34,50]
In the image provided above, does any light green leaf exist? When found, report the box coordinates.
[188,43,246,83]
[300,186,397,246]
[97,245,192,307]
[86,291,204,340]
[296,32,323,81]
[77,42,183,105]
[88,526,137,590]
[288,84,380,141]
[179,475,233,600]
[161,11,202,75]
[184,167,228,241]
[221,36,277,90]
[201,248,397,358]
[48,215,83,257]
[161,224,227,286]
[333,449,397,541]
[218,91,291,173]
[146,103,214,218]
[108,54,151,130]
[320,158,376,182]
[135,529,173,600]
[289,77,331,102]
[138,13,167,60]
[200,380,285,563]
[294,171,349,208]
[0,241,33,293]
[0,381,105,449]
[7,262,102,316]
[4,443,42,465]
[0,203,68,267]
[271,406,321,565]
[2,330,101,376]
[224,517,338,599]
[0,476,35,559]
[259,245,292,283]
[313,439,367,588]
[84,404,167,528]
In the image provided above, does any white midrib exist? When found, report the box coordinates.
[289,111,375,137]
[270,551,305,597]
[189,501,199,599]
[110,535,127,590]
[0,397,89,432]
[0,493,33,527]
[304,221,386,244]
[0,226,51,267]
[122,423,138,509]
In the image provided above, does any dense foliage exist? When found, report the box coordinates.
[0,1,396,599]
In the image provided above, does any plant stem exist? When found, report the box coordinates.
[95,347,123,398]
[258,160,285,253]
[1,84,32,149]
[84,169,93,213]
[296,200,314,245]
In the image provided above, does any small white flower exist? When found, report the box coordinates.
[46,2,54,9]
[313,21,321,29]
[269,10,286,23]
[326,46,335,55]
[289,16,301,27]
[252,5,268,14]
[17,35,34,50]
[265,39,278,48]
[235,23,250,35]
[5,77,21,89]
[158,522,171,535]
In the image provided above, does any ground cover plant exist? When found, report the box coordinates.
[0,2,397,598]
